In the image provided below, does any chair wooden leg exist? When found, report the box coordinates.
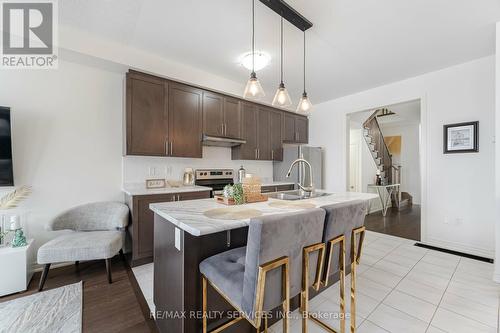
[105,258,112,284]
[38,263,51,291]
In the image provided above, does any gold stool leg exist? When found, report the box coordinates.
[202,275,208,333]
[350,227,366,333]
[283,260,290,333]
[339,238,346,333]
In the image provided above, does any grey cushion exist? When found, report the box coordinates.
[199,247,246,310]
[37,231,123,264]
[50,202,129,231]
[242,208,326,318]
[321,200,367,276]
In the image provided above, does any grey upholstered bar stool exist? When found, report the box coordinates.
[200,208,326,333]
[302,200,367,333]
[37,202,129,291]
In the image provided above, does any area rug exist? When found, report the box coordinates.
[0,281,82,333]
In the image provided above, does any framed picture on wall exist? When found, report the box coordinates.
[443,121,479,154]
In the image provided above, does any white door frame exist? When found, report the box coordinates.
[344,95,428,243]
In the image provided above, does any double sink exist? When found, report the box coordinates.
[267,190,331,201]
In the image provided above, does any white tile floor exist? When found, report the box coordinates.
[132,231,500,333]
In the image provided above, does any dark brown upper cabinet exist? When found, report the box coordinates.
[168,83,203,158]
[126,70,308,159]
[202,92,242,139]
[202,92,224,137]
[232,102,258,160]
[223,97,242,139]
[256,107,271,160]
[283,113,309,144]
[233,106,278,161]
[126,72,169,156]
[270,110,283,161]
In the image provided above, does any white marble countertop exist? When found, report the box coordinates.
[122,183,212,196]
[150,192,378,237]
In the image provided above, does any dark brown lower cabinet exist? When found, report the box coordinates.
[125,190,210,266]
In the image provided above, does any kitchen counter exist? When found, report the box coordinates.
[151,191,378,333]
[122,183,211,196]
[150,191,378,236]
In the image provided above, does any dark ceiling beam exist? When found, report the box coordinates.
[259,0,313,31]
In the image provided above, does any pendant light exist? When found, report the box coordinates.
[296,30,313,112]
[272,14,292,108]
[243,0,265,99]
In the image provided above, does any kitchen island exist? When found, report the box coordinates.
[150,192,377,333]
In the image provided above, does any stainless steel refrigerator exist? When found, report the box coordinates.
[273,146,324,189]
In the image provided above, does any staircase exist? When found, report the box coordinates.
[362,110,412,210]
[362,110,393,185]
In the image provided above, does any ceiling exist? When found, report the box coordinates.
[60,0,500,104]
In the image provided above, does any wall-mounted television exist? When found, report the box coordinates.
[0,107,14,186]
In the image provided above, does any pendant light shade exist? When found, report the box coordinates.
[243,0,265,99]
[296,30,313,112]
[244,72,265,98]
[272,82,293,107]
[272,15,292,108]
[296,92,313,112]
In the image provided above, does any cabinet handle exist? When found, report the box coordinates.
[271,150,274,160]
[257,149,260,159]
[172,195,176,201]
[177,195,180,201]
[221,123,224,135]
[224,123,227,136]
[170,142,173,155]
[165,140,169,156]
[255,149,258,159]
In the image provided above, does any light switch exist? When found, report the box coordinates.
[175,227,181,251]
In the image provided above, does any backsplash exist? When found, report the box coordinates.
[122,146,274,184]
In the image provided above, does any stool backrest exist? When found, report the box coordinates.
[321,200,367,276]
[51,202,129,231]
[242,208,326,318]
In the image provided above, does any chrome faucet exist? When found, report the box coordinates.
[286,158,314,195]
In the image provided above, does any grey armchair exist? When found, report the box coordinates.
[37,202,130,291]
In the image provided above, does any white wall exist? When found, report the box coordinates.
[123,147,273,184]
[379,123,421,204]
[494,23,500,282]
[310,56,496,259]
[0,58,125,265]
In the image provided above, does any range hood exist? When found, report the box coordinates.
[202,134,246,147]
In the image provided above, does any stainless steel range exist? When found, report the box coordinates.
[195,169,234,197]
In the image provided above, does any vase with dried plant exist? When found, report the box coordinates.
[0,186,32,247]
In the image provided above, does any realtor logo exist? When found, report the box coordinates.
[1,0,58,68]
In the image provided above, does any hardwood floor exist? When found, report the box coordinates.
[0,256,157,333]
[365,204,421,241]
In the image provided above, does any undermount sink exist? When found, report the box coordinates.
[267,190,332,201]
